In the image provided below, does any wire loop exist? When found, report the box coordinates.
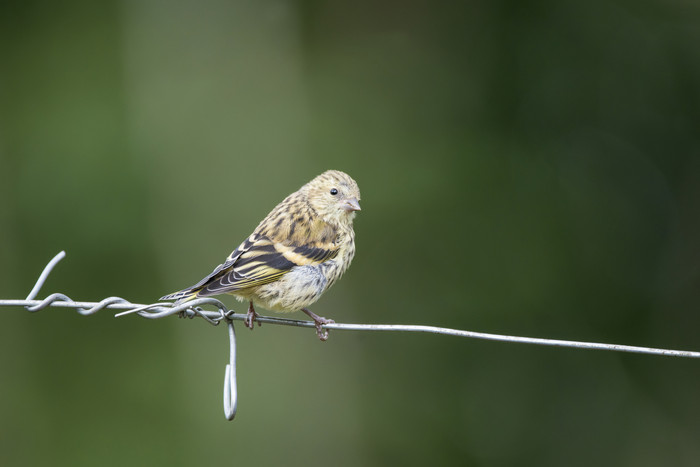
[224,319,238,420]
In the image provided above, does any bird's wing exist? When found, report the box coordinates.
[158,240,249,301]
[195,233,340,297]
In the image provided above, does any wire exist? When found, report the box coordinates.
[2,251,699,420]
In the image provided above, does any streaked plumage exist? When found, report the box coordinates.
[160,170,361,340]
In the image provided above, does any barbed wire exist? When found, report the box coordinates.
[2,251,699,420]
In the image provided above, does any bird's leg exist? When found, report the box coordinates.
[245,301,261,330]
[301,308,335,341]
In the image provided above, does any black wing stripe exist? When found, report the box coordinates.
[293,245,339,262]
[236,253,296,272]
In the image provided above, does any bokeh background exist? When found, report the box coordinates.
[2,0,700,465]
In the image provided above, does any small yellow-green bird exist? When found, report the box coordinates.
[160,170,361,340]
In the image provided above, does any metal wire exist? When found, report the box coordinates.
[2,252,699,419]
[224,321,237,420]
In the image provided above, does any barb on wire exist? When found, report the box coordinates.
[1,252,700,418]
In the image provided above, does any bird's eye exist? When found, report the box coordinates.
[330,188,338,195]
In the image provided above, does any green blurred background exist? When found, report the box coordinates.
[2,0,700,465]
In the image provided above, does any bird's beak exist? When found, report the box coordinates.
[343,197,361,212]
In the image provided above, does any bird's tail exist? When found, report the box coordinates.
[159,288,199,304]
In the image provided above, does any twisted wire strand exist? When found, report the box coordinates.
[24,293,133,315]
[6,251,241,420]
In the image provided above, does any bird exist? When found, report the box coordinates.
[160,170,361,341]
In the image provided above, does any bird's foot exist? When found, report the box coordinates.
[245,302,261,330]
[177,306,199,319]
[302,308,334,341]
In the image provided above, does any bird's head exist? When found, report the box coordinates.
[304,170,361,226]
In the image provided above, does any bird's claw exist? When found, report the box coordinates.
[314,317,334,341]
[245,304,261,330]
[177,306,198,319]
[301,308,334,341]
